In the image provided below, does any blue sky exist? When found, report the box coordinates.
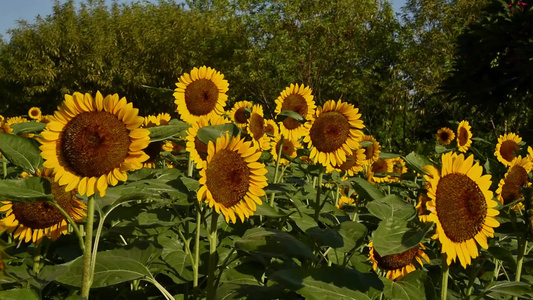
[0,0,407,42]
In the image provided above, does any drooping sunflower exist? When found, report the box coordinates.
[247,104,270,151]
[368,241,430,280]
[456,120,473,153]
[303,100,365,170]
[40,92,150,197]
[388,157,407,182]
[186,114,231,168]
[495,133,522,167]
[367,158,393,183]
[0,169,86,245]
[436,127,455,146]
[197,134,268,223]
[174,66,228,124]
[229,101,253,130]
[496,156,531,210]
[275,84,316,141]
[361,135,381,165]
[424,152,499,268]
[270,136,301,165]
[328,147,366,176]
[28,107,42,120]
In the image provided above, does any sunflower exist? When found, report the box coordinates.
[456,120,473,153]
[436,127,455,146]
[270,136,301,165]
[186,114,230,167]
[367,158,393,183]
[275,84,316,141]
[0,169,86,245]
[142,113,174,168]
[337,186,357,209]
[28,107,42,120]
[424,152,499,268]
[389,157,407,182]
[143,113,171,127]
[328,147,366,176]
[264,119,279,137]
[1,116,30,134]
[496,156,531,210]
[368,241,429,280]
[197,134,268,223]
[303,100,365,170]
[40,92,150,197]
[361,135,381,165]
[229,101,253,130]
[416,192,432,222]
[247,104,270,151]
[495,133,522,167]
[174,66,228,124]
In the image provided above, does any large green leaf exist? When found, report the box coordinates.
[0,176,53,202]
[404,152,433,175]
[478,281,533,298]
[10,122,46,135]
[351,177,384,202]
[337,221,367,252]
[0,133,42,173]
[147,122,190,142]
[235,227,314,259]
[382,270,427,300]
[366,195,416,221]
[197,123,241,145]
[372,219,432,256]
[275,110,306,123]
[488,246,517,269]
[0,289,40,300]
[379,152,401,159]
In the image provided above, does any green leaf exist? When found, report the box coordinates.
[360,141,374,148]
[372,219,432,256]
[366,195,416,221]
[197,123,241,145]
[0,133,42,173]
[379,152,401,159]
[337,221,367,252]
[141,85,174,94]
[0,177,53,202]
[10,122,46,134]
[351,177,384,202]
[435,144,452,154]
[306,227,344,248]
[404,152,433,175]
[235,227,314,259]
[383,270,427,300]
[147,123,190,142]
[0,289,40,300]
[161,249,194,283]
[488,246,517,269]
[480,281,532,298]
[255,201,286,217]
[275,110,306,123]
[271,267,383,300]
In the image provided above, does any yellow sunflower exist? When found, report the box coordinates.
[367,158,393,183]
[174,66,228,124]
[436,127,455,146]
[337,186,357,209]
[303,100,365,170]
[368,241,430,280]
[361,135,381,165]
[40,92,150,197]
[197,134,268,223]
[186,114,230,168]
[494,133,522,167]
[28,107,42,120]
[388,157,407,182]
[456,120,473,153]
[496,156,531,210]
[270,136,301,165]
[328,147,366,176]
[1,116,30,134]
[143,113,171,127]
[0,169,86,245]
[275,84,316,141]
[264,119,279,137]
[424,152,499,268]
[141,114,173,168]
[229,100,253,129]
[247,104,270,151]
[416,192,432,223]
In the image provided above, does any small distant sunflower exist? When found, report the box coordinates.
[275,84,316,141]
[1,116,30,134]
[389,157,407,182]
[337,186,357,209]
[0,169,86,245]
[528,146,533,163]
[40,92,150,197]
[142,113,173,168]
[328,147,366,176]
[368,241,429,280]
[456,120,473,153]
[416,192,432,222]
[247,104,270,151]
[303,100,365,169]
[174,66,228,124]
[229,101,253,129]
[361,135,381,165]
[436,127,455,146]
[495,133,522,167]
[367,158,393,183]
[270,136,301,165]
[197,134,268,223]
[143,113,171,127]
[424,152,499,268]
[38,115,51,124]
[186,114,230,167]
[496,156,531,210]
[264,119,279,137]
[28,107,42,120]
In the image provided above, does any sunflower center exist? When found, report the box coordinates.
[234,107,248,124]
[185,79,219,116]
[436,173,487,242]
[373,246,419,270]
[281,94,308,130]
[310,112,350,153]
[458,127,468,146]
[144,141,164,163]
[11,178,75,229]
[439,131,449,141]
[249,114,265,140]
[61,111,131,177]
[364,143,374,160]
[194,137,209,161]
[339,153,357,170]
[500,140,519,162]
[30,109,40,117]
[277,139,295,157]
[372,159,388,174]
[265,123,276,135]
[501,165,529,204]
[206,149,250,208]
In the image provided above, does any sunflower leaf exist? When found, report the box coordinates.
[235,227,314,259]
[366,195,415,221]
[0,289,40,300]
[0,177,53,202]
[351,177,384,202]
[372,219,432,256]
[0,133,42,174]
[10,122,46,135]
[382,270,428,300]
[197,123,241,145]
[275,110,306,123]
[147,123,190,142]
[379,152,401,159]
[404,152,433,175]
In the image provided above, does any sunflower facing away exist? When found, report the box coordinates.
[361,135,381,165]
[303,100,365,170]
[28,107,42,120]
[174,66,228,124]
[495,133,522,167]
[424,152,499,268]
[229,100,253,129]
[0,169,86,245]
[186,114,230,167]
[436,127,455,146]
[456,120,473,153]
[197,134,268,223]
[247,104,271,151]
[275,84,316,141]
[40,92,150,197]
[270,136,302,166]
[496,156,531,210]
[368,241,430,280]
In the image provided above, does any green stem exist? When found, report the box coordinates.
[314,167,324,221]
[2,158,6,178]
[513,239,527,300]
[206,211,219,300]
[193,204,201,288]
[146,277,175,300]
[273,138,283,184]
[33,243,42,273]
[441,253,449,300]
[81,194,96,299]
[49,200,85,251]
[188,154,194,177]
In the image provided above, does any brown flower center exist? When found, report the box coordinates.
[373,245,419,270]
[436,173,487,242]
[372,159,389,174]
[30,109,40,117]
[265,123,276,135]
[500,140,519,162]
[501,165,529,204]
[194,137,208,161]
[234,107,248,124]
[458,127,469,146]
[281,94,308,130]
[185,79,219,116]
[206,149,250,208]
[310,112,350,153]
[144,141,164,164]
[61,111,131,177]
[339,152,358,170]
[364,143,375,160]
[249,114,265,140]
[276,139,295,157]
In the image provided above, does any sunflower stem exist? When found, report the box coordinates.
[314,167,324,221]
[441,253,449,300]
[2,158,6,178]
[193,203,201,289]
[49,199,85,251]
[32,243,42,273]
[81,194,96,299]
[187,154,194,177]
[269,138,284,207]
[513,239,527,300]
[207,210,219,300]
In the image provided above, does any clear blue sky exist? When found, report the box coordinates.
[0,0,407,42]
